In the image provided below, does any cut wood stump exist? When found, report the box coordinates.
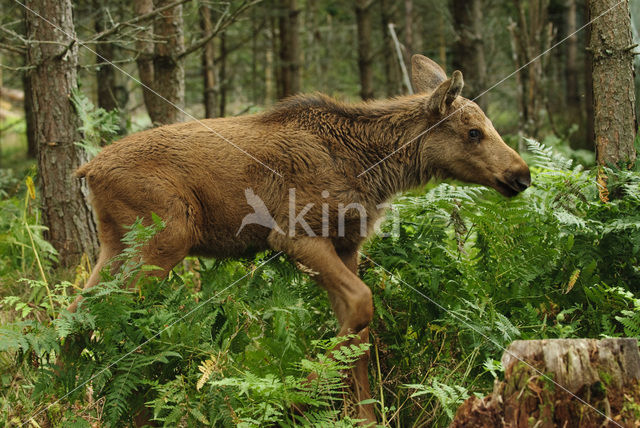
[450,338,640,427]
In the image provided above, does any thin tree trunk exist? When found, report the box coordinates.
[266,15,276,103]
[94,3,118,113]
[22,73,37,158]
[276,0,300,98]
[565,0,586,149]
[24,0,99,266]
[219,31,227,117]
[288,0,301,94]
[152,0,185,124]
[589,0,637,167]
[380,0,400,97]
[404,0,413,54]
[438,14,447,72]
[200,4,217,118]
[355,0,374,100]
[508,0,553,142]
[451,0,488,111]
[134,0,157,124]
[584,0,595,148]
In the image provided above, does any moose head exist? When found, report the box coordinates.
[412,54,531,197]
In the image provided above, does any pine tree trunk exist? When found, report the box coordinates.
[134,0,157,124]
[508,0,552,142]
[219,31,227,117]
[451,0,488,111]
[276,0,301,98]
[565,0,580,119]
[355,0,374,100]
[589,0,637,168]
[380,0,401,97]
[288,0,301,94]
[277,0,290,98]
[200,4,217,119]
[152,0,185,124]
[584,0,595,149]
[22,73,37,158]
[452,338,640,427]
[94,3,118,113]
[404,0,414,55]
[24,0,99,267]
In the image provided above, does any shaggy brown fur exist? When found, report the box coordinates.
[70,55,530,424]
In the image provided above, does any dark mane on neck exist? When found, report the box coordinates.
[259,93,425,123]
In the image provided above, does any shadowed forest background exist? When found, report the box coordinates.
[1,0,640,426]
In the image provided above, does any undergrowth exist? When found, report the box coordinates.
[1,141,639,426]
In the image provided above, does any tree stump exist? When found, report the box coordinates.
[451,338,640,427]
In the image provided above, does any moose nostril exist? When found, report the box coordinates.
[517,176,531,189]
[511,175,531,192]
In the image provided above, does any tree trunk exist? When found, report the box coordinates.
[288,0,301,94]
[380,0,401,97]
[452,338,640,427]
[451,0,488,111]
[589,0,637,168]
[94,3,118,113]
[22,73,37,158]
[134,0,157,124]
[24,0,99,267]
[355,0,374,100]
[565,0,580,120]
[219,31,227,117]
[200,4,217,119]
[404,0,413,55]
[152,0,185,125]
[276,0,301,98]
[508,0,553,143]
[584,0,595,149]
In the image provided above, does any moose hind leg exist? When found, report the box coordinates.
[337,247,375,424]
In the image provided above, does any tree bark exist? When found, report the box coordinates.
[451,0,488,111]
[200,4,217,119]
[24,0,99,267]
[288,0,301,95]
[22,73,37,158]
[404,0,413,55]
[355,0,374,100]
[565,0,588,149]
[589,0,637,168]
[152,0,185,124]
[219,31,227,117]
[380,0,401,97]
[452,338,640,427]
[508,0,553,142]
[134,0,157,123]
[584,0,595,149]
[94,3,118,113]
[276,0,301,98]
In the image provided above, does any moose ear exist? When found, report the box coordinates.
[427,70,464,115]
[411,54,447,93]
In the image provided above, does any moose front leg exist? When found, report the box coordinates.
[269,234,376,424]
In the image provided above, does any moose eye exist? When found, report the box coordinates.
[468,129,483,141]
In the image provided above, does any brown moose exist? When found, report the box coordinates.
[70,55,530,424]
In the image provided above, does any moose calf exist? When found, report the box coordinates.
[71,55,530,424]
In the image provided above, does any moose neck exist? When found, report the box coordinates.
[330,96,437,204]
[263,94,439,204]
